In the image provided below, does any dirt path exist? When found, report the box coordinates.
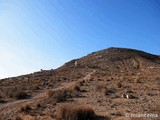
[83,70,96,80]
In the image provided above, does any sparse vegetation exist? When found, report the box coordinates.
[16,116,23,120]
[117,81,123,88]
[96,84,108,95]
[0,90,5,98]
[47,89,67,102]
[78,80,85,86]
[56,104,96,120]
[6,89,30,100]
[2,87,31,100]
[20,104,32,113]
[67,84,81,92]
[12,91,30,100]
[0,99,6,103]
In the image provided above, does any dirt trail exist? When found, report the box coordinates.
[83,70,96,80]
[52,70,96,91]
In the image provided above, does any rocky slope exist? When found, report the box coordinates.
[0,47,160,120]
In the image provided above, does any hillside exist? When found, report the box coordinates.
[0,47,160,120]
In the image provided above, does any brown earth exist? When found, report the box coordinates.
[0,47,160,120]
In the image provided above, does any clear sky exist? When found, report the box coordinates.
[0,0,160,78]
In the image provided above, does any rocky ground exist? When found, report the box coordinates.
[0,47,160,120]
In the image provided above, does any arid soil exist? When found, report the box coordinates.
[0,47,160,120]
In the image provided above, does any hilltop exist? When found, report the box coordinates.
[0,47,160,120]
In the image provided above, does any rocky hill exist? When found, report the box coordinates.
[0,47,160,120]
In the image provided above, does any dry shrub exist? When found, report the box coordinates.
[67,84,83,98]
[117,81,123,88]
[56,104,96,120]
[47,89,67,102]
[0,89,5,98]
[0,99,6,103]
[96,84,108,95]
[32,84,40,91]
[3,87,30,100]
[13,91,30,100]
[8,90,30,100]
[20,104,32,113]
[36,103,41,108]
[16,116,23,120]
[67,84,80,92]
[78,80,85,86]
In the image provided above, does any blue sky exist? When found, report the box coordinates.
[0,0,160,78]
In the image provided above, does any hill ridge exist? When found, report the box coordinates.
[0,47,160,120]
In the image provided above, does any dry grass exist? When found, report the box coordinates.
[56,104,96,120]
[0,89,5,98]
[47,89,67,102]
[0,99,6,103]
[96,84,108,95]
[20,104,32,113]
[9,90,30,100]
[67,84,80,92]
[116,81,123,88]
[16,116,23,120]
[2,87,30,100]
[16,91,30,100]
